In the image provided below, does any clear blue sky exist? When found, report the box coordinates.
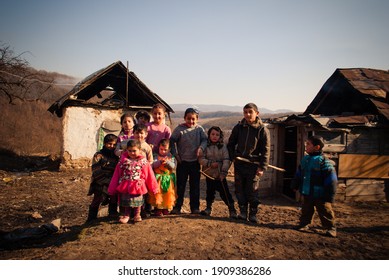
[1,0,388,111]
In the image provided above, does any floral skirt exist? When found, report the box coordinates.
[119,193,144,208]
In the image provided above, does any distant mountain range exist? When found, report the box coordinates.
[171,103,294,114]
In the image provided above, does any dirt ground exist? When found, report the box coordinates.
[0,158,388,260]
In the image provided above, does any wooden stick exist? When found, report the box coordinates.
[235,156,286,172]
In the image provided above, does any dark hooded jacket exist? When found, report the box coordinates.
[227,117,270,170]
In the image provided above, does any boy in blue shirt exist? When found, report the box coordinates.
[292,135,338,237]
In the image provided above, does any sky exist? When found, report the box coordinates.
[1,0,388,112]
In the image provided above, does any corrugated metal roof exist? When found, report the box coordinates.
[277,113,379,129]
[304,68,389,123]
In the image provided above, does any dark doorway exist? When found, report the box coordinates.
[282,126,298,198]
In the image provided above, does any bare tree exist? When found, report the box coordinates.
[0,43,52,103]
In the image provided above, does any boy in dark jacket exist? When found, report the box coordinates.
[87,133,119,222]
[291,135,338,237]
[227,103,270,223]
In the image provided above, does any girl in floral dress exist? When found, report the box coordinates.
[108,139,160,224]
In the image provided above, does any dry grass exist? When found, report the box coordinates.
[0,100,62,156]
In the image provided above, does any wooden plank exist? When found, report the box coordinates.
[345,183,385,197]
[338,154,389,179]
[346,179,384,185]
[345,194,386,202]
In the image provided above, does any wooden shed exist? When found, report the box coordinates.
[269,68,389,202]
[48,61,174,169]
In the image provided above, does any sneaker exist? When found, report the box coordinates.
[325,228,337,238]
[119,215,130,224]
[191,209,201,214]
[162,209,170,215]
[141,210,151,218]
[154,209,163,217]
[200,208,212,216]
[170,208,181,215]
[133,215,142,223]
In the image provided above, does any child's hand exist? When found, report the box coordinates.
[256,168,264,177]
[196,147,203,158]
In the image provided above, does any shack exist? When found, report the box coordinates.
[48,61,174,169]
[270,68,389,202]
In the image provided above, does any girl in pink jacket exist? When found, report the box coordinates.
[108,139,160,224]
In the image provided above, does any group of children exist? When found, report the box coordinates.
[87,102,338,237]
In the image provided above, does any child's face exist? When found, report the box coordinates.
[104,140,116,150]
[305,140,320,154]
[243,108,259,124]
[209,129,220,143]
[127,146,141,158]
[134,130,147,142]
[152,108,165,124]
[158,144,169,157]
[184,113,198,128]
[122,117,134,131]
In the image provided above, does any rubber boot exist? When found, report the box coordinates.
[238,205,248,221]
[248,206,259,223]
[86,206,99,222]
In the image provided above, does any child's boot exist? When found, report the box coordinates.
[86,206,99,222]
[248,205,259,224]
[201,204,212,216]
[238,205,248,221]
[133,206,142,223]
[228,204,238,219]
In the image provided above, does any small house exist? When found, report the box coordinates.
[268,68,389,201]
[48,61,174,169]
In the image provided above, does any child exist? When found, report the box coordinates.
[227,103,270,223]
[149,138,177,216]
[199,126,238,219]
[115,113,135,157]
[135,110,151,125]
[108,139,160,224]
[87,134,119,222]
[132,123,154,217]
[170,107,207,214]
[132,123,153,163]
[146,103,172,153]
[291,135,338,237]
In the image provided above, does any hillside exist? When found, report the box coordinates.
[0,68,76,156]
[0,64,297,157]
[171,103,293,114]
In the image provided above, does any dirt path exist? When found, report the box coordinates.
[0,169,388,260]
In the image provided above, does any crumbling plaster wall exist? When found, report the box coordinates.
[61,107,122,169]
